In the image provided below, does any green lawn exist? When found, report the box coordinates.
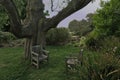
[0,46,81,80]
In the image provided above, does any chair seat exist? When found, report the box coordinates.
[65,49,83,73]
[39,54,48,61]
[67,58,78,65]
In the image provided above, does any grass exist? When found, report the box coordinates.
[0,45,81,80]
[0,45,119,80]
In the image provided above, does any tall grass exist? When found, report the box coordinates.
[77,52,120,80]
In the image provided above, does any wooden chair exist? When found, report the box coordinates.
[31,45,49,69]
[65,49,83,72]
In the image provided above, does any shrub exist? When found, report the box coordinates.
[78,53,120,80]
[85,34,120,53]
[84,30,103,50]
[46,28,71,45]
[0,31,16,43]
[70,36,86,48]
[85,37,102,51]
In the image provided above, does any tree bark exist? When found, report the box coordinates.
[24,0,47,60]
[0,0,32,38]
[24,38,32,60]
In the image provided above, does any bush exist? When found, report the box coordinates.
[69,36,86,48]
[0,31,16,43]
[46,28,71,45]
[85,37,102,51]
[77,53,120,80]
[85,35,120,56]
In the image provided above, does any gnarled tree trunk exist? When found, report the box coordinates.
[0,0,91,61]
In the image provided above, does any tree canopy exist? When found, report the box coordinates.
[68,13,94,36]
[92,0,120,37]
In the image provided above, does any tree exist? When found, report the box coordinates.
[93,0,120,37]
[0,0,26,31]
[68,20,80,33]
[68,13,94,36]
[0,0,91,60]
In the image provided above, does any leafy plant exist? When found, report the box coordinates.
[78,52,120,80]
[0,31,16,43]
[93,0,120,37]
[46,28,71,45]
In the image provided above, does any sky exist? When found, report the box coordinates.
[43,0,103,27]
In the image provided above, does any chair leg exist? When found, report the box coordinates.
[37,62,39,69]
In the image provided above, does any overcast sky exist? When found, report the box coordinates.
[43,0,106,27]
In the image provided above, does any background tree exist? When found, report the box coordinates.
[85,0,120,50]
[0,0,92,60]
[68,20,80,33]
[68,13,94,36]
[92,0,120,37]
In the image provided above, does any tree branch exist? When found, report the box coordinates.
[0,0,32,38]
[51,0,54,12]
[45,0,92,31]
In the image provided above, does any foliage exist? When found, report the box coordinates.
[0,5,9,31]
[78,52,120,80]
[69,36,86,48]
[93,0,120,37]
[85,37,101,51]
[0,31,16,43]
[85,0,120,51]
[68,13,94,36]
[100,36,120,49]
[13,0,27,19]
[46,28,71,45]
[85,33,120,54]
[0,0,26,31]
[85,0,120,50]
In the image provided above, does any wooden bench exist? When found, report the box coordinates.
[65,49,83,72]
[31,45,49,69]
